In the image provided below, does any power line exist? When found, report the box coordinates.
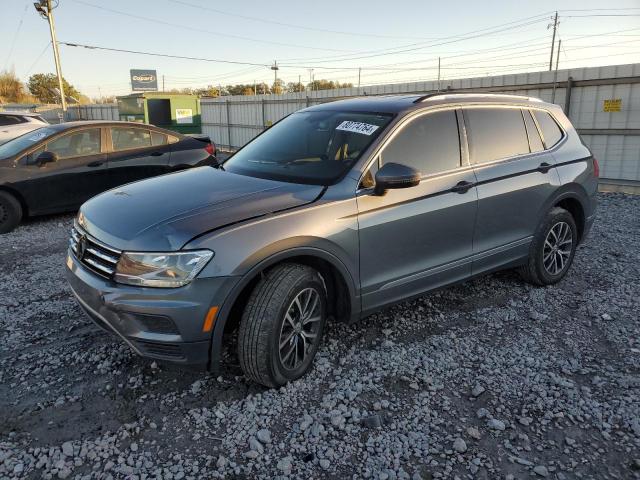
[280,14,554,63]
[4,3,29,70]
[278,17,551,66]
[24,42,52,77]
[59,41,271,67]
[71,0,352,53]
[168,0,454,41]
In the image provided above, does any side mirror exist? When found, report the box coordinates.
[374,162,421,195]
[36,151,58,166]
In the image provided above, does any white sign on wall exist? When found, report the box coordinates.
[176,108,193,124]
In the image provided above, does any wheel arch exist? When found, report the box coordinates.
[0,185,28,218]
[545,184,589,243]
[208,246,359,372]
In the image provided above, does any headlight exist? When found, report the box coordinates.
[114,250,213,288]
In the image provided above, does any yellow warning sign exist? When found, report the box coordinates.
[603,99,622,112]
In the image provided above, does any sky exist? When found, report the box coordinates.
[2,0,640,99]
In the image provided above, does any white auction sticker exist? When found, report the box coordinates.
[336,120,379,136]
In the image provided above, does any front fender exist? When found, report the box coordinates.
[207,244,359,373]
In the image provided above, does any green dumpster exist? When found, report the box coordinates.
[116,93,201,134]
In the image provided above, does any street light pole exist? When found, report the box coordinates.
[35,0,66,114]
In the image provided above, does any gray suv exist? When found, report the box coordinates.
[65,93,598,387]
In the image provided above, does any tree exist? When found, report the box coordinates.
[27,73,83,104]
[0,70,36,103]
[308,79,354,91]
[91,95,116,104]
[193,85,220,97]
[287,81,305,93]
[271,79,285,95]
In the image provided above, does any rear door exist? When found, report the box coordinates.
[106,126,172,188]
[463,106,561,275]
[357,108,478,312]
[19,127,108,212]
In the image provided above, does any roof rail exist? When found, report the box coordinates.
[413,91,544,104]
[412,92,445,103]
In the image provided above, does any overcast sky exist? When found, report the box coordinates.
[2,0,640,98]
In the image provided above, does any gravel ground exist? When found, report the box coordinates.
[1,193,639,480]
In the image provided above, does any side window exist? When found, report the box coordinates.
[111,128,152,151]
[0,115,24,126]
[168,135,179,144]
[533,110,563,148]
[151,131,168,146]
[46,129,101,159]
[381,110,461,175]
[359,157,379,189]
[24,146,45,164]
[464,107,529,164]
[523,109,544,153]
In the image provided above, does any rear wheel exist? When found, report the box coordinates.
[519,207,577,286]
[238,263,327,388]
[0,191,22,234]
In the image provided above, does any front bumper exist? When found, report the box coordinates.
[65,250,238,368]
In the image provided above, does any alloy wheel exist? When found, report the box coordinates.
[278,287,322,371]
[542,221,573,276]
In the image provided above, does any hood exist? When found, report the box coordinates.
[78,167,323,251]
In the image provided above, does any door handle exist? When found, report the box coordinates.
[87,161,103,167]
[150,151,164,157]
[451,180,474,194]
[537,162,552,173]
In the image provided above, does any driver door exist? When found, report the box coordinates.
[22,127,108,213]
[357,109,478,313]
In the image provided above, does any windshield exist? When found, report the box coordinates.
[223,110,393,185]
[0,127,57,158]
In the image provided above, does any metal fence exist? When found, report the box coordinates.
[66,104,119,121]
[0,103,118,123]
[200,63,640,184]
[2,64,638,184]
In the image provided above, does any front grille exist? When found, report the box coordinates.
[69,224,121,279]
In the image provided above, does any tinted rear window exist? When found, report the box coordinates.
[381,110,461,175]
[533,110,563,148]
[464,107,530,164]
[111,128,151,151]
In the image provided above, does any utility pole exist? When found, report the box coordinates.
[308,69,314,91]
[358,67,361,88]
[437,57,441,92]
[552,39,562,103]
[162,75,165,92]
[548,11,559,71]
[254,80,257,96]
[270,61,279,94]
[298,74,301,92]
[34,0,66,115]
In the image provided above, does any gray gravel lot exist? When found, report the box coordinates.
[1,193,639,479]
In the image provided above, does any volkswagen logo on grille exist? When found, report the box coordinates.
[77,235,88,260]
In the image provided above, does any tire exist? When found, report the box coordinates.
[0,191,22,234]
[519,207,578,286]
[238,263,327,388]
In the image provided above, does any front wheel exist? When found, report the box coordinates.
[519,206,578,286]
[238,263,327,388]
[0,191,22,234]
